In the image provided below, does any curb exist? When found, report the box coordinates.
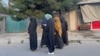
[0,38,100,44]
[1,32,100,44]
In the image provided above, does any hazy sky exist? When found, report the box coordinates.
[1,0,9,7]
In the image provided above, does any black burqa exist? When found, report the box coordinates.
[28,17,37,51]
[40,18,47,47]
[54,30,64,49]
[60,16,69,45]
[46,19,55,52]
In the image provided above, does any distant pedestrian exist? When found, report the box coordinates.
[28,16,37,51]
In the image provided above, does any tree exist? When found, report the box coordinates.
[0,0,81,20]
[62,0,81,11]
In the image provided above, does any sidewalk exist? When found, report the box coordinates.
[0,31,100,44]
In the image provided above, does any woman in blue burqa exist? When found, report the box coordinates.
[40,16,48,48]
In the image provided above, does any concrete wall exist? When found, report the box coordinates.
[69,11,78,31]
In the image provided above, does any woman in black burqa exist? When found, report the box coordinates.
[28,17,37,51]
[60,16,69,45]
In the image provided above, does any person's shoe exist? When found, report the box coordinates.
[64,44,69,46]
[31,48,37,51]
[48,52,54,54]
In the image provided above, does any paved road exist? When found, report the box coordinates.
[0,44,100,56]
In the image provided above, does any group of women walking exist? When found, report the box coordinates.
[28,13,68,54]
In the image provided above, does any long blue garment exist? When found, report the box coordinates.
[40,17,48,47]
[41,17,47,25]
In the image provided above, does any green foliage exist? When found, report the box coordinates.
[47,0,61,10]
[32,10,45,19]
[0,0,81,20]
[61,0,81,11]
[12,0,27,9]
[0,2,7,13]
